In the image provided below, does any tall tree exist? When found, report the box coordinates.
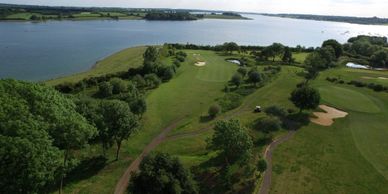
[0,79,96,193]
[222,42,240,54]
[282,46,293,64]
[248,70,262,86]
[267,43,284,62]
[290,86,321,113]
[100,100,139,160]
[322,39,343,58]
[230,73,243,88]
[208,119,253,164]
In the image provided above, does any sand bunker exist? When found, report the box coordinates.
[362,76,388,80]
[194,61,206,67]
[310,105,348,126]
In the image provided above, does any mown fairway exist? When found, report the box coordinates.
[270,68,388,194]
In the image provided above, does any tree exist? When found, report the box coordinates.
[98,81,113,97]
[208,104,221,118]
[0,125,61,194]
[0,79,96,193]
[282,46,293,64]
[304,52,326,82]
[231,73,243,88]
[290,86,321,113]
[144,73,161,88]
[208,119,253,164]
[237,67,248,78]
[143,46,159,74]
[319,46,336,67]
[110,78,127,94]
[248,70,262,86]
[143,46,158,63]
[322,39,343,58]
[223,42,240,54]
[370,50,388,67]
[100,100,139,160]
[267,43,284,62]
[130,153,198,194]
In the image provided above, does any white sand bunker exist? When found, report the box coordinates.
[310,105,348,126]
[194,61,206,67]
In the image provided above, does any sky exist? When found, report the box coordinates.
[1,0,388,18]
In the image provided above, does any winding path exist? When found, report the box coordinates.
[257,131,296,194]
[113,117,186,194]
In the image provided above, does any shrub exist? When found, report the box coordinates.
[144,74,161,88]
[208,105,221,118]
[264,105,288,118]
[109,78,127,94]
[218,93,243,111]
[255,117,282,132]
[98,81,113,97]
[257,159,267,172]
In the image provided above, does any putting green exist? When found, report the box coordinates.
[318,85,380,113]
[188,50,237,82]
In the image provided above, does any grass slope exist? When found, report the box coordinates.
[46,46,146,85]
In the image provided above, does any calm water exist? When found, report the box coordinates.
[1,14,388,81]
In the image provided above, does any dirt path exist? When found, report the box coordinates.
[258,131,296,194]
[113,117,186,194]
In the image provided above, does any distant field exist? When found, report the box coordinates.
[45,46,146,85]
[6,13,38,20]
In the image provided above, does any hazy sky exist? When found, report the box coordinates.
[2,0,388,17]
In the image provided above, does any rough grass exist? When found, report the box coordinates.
[45,46,146,85]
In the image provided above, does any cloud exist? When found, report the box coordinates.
[1,0,387,17]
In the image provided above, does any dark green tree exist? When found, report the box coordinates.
[290,86,321,113]
[322,39,343,58]
[223,42,240,54]
[231,73,243,88]
[208,119,253,164]
[237,67,248,78]
[98,81,113,97]
[100,100,139,160]
[0,79,96,193]
[208,104,221,118]
[129,152,198,194]
[248,70,262,86]
[282,46,293,64]
[110,78,128,94]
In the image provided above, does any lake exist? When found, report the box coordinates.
[1,14,388,81]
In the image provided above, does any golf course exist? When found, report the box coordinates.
[2,34,388,194]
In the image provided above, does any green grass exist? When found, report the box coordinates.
[270,67,388,194]
[45,46,146,85]
[192,50,238,82]
[293,52,309,63]
[318,85,380,113]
